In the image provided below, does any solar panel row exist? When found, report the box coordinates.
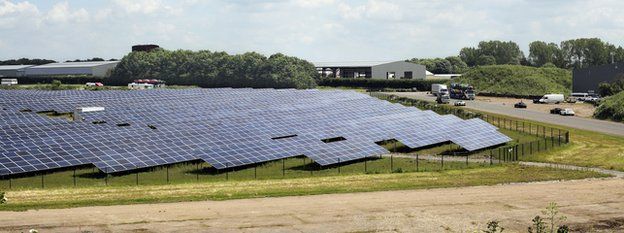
[0,88,511,175]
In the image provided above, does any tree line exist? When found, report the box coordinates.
[108,49,319,89]
[409,38,624,74]
[0,58,56,65]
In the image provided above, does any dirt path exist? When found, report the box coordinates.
[1,178,623,233]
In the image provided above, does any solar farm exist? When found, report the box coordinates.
[0,88,513,184]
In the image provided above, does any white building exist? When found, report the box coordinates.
[24,61,119,77]
[0,65,34,77]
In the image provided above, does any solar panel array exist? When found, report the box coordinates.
[0,88,511,175]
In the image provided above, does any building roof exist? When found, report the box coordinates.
[314,61,396,67]
[28,61,119,69]
[0,65,35,70]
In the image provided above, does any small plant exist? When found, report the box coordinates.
[0,192,6,204]
[483,220,504,233]
[392,168,404,173]
[50,80,62,90]
[528,216,546,233]
[543,202,567,233]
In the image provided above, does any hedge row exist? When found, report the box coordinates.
[15,76,106,85]
[317,78,446,91]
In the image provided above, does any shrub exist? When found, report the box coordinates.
[0,192,6,204]
[483,220,504,233]
[594,91,624,122]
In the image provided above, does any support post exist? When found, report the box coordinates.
[105,167,108,186]
[73,168,76,187]
[416,154,419,171]
[254,166,257,179]
[364,159,367,173]
[166,166,169,184]
[196,163,199,181]
[226,163,229,180]
[441,154,444,170]
[338,158,341,174]
[390,154,394,171]
[136,170,139,186]
[41,173,44,189]
[489,150,493,165]
[282,159,285,177]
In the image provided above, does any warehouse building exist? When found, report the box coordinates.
[315,61,427,80]
[24,61,119,77]
[0,65,34,77]
[573,62,624,93]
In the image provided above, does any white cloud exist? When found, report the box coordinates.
[45,1,89,23]
[293,0,334,8]
[113,0,179,15]
[338,0,403,21]
[0,0,40,28]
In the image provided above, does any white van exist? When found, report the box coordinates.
[570,92,589,101]
[538,94,564,104]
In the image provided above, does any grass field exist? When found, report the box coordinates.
[1,157,496,190]
[0,164,607,211]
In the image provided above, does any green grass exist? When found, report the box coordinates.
[0,164,607,211]
[474,111,624,171]
[452,65,571,96]
[0,157,495,190]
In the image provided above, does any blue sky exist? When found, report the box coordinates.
[1,0,623,62]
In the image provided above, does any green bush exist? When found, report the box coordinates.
[452,65,571,97]
[317,78,446,91]
[594,91,624,122]
[109,50,318,89]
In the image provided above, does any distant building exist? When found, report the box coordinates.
[24,61,119,77]
[425,73,462,80]
[314,61,427,80]
[573,62,624,93]
[0,65,35,77]
[132,44,160,52]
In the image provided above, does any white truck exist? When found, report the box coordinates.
[431,84,448,96]
[538,94,564,104]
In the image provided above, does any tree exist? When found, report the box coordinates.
[477,55,496,66]
[528,41,563,67]
[460,47,480,67]
[445,56,468,73]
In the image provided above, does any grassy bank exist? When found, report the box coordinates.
[594,91,624,122]
[452,65,571,97]
[0,164,607,211]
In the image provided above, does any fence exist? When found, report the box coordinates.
[369,92,570,163]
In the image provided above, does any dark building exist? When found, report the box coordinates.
[132,44,160,52]
[573,62,624,93]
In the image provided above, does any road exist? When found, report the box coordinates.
[1,178,623,232]
[386,92,624,137]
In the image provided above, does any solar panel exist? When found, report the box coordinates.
[0,88,511,175]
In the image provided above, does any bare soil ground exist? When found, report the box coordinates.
[1,178,623,233]
[475,96,596,118]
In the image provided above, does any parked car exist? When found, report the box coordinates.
[550,108,563,114]
[565,97,577,103]
[454,101,466,106]
[560,108,575,116]
[86,82,104,87]
[514,101,527,108]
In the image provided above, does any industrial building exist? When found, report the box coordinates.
[24,61,119,77]
[0,65,34,77]
[573,62,624,93]
[315,61,427,80]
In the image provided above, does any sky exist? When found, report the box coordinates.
[0,0,623,62]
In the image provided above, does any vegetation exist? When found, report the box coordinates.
[454,38,624,69]
[598,76,624,97]
[452,65,571,97]
[109,49,318,89]
[0,165,606,211]
[0,58,55,65]
[16,75,106,85]
[594,91,624,122]
[0,192,6,204]
[460,40,526,66]
[407,56,468,74]
[318,78,445,90]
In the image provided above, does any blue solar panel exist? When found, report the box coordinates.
[0,88,511,175]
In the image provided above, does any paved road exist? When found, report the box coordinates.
[386,92,624,137]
